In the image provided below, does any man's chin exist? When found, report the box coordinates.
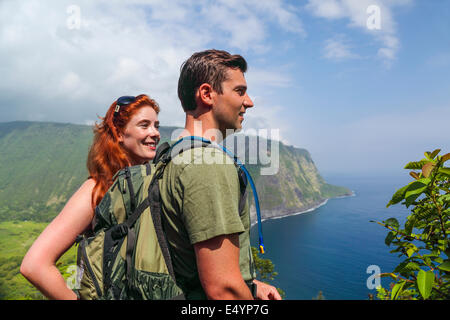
[222,125,242,137]
[235,120,244,132]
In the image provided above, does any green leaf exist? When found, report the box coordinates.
[416,270,434,299]
[384,218,400,229]
[404,178,430,207]
[429,149,441,160]
[394,261,420,276]
[404,160,428,169]
[438,168,450,177]
[406,247,416,258]
[385,231,395,246]
[405,216,416,235]
[442,153,450,163]
[391,281,406,300]
[409,171,420,180]
[445,249,450,259]
[438,260,450,272]
[376,287,389,300]
[387,184,410,207]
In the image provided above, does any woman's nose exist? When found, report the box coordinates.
[149,126,160,139]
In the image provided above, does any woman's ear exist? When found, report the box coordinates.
[117,131,124,143]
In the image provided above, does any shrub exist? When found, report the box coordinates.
[373,149,449,300]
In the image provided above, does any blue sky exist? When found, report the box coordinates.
[1,0,449,175]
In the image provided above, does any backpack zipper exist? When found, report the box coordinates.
[80,239,103,298]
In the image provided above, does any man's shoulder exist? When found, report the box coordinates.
[169,146,236,170]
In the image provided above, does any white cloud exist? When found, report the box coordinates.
[306,0,347,19]
[306,0,412,66]
[0,0,304,126]
[323,35,359,60]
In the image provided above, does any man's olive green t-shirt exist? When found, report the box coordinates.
[159,145,256,299]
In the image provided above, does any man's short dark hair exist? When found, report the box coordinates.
[177,49,247,112]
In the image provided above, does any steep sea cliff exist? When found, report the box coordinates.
[0,121,351,223]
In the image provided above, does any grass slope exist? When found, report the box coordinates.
[0,121,350,299]
[0,221,76,300]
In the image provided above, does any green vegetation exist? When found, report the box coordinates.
[251,246,285,299]
[0,221,76,299]
[0,121,351,299]
[0,121,350,224]
[373,149,450,300]
[0,122,92,222]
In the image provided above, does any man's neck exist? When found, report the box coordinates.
[179,114,225,143]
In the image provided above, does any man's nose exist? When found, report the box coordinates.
[243,93,254,109]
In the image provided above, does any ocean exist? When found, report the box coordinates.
[250,173,413,300]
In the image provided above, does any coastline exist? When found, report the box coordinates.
[250,191,356,228]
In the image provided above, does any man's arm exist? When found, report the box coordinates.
[194,233,254,300]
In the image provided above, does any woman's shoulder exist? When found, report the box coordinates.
[83,177,96,188]
[75,178,96,198]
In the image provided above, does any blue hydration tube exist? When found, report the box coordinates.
[171,136,265,254]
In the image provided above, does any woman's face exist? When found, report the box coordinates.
[120,106,160,165]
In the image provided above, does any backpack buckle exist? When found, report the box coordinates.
[111,224,128,240]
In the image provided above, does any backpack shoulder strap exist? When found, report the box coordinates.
[153,141,172,164]
[168,136,265,253]
[162,138,249,213]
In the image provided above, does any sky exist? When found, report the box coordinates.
[1,0,449,175]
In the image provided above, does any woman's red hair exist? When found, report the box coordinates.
[87,94,160,208]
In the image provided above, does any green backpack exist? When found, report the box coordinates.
[74,137,264,300]
[75,142,184,300]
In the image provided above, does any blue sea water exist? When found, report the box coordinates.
[250,173,413,300]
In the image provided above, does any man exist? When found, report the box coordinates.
[160,49,281,300]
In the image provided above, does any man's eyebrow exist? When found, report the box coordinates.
[234,85,247,91]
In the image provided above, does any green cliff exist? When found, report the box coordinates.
[0,121,351,224]
[0,121,351,299]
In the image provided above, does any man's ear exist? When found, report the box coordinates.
[196,83,215,108]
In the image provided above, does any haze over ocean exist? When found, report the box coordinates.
[251,173,412,300]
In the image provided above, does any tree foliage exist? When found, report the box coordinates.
[373,149,450,300]
[251,246,286,299]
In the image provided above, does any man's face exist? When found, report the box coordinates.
[212,68,254,136]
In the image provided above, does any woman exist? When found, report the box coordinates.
[20,94,161,300]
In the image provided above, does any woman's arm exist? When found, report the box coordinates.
[20,179,96,300]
